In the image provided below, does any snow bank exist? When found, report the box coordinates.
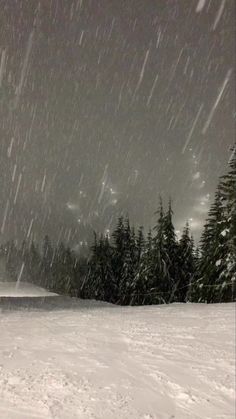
[0,282,58,297]
[0,301,235,418]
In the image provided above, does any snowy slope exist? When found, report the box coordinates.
[0,300,235,419]
[0,282,58,297]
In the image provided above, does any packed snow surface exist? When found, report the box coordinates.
[0,296,235,419]
[0,282,58,297]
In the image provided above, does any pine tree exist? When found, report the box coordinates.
[84,233,115,302]
[152,198,168,304]
[100,235,116,302]
[82,232,99,299]
[163,200,179,302]
[111,216,126,300]
[41,235,54,289]
[53,242,65,292]
[73,256,88,298]
[136,226,145,264]
[51,242,75,294]
[118,218,136,304]
[131,228,152,305]
[177,223,195,302]
[144,228,155,292]
[191,188,229,302]
[24,241,41,285]
[63,247,77,295]
[5,240,21,281]
[219,145,236,300]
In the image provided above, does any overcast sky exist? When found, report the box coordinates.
[0,0,235,247]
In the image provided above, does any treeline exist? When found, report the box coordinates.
[191,146,236,303]
[83,146,236,304]
[1,147,236,305]
[0,238,87,297]
[82,205,196,304]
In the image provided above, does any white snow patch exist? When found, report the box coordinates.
[221,229,229,237]
[0,301,235,418]
[0,282,58,297]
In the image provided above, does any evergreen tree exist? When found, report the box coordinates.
[82,232,99,299]
[41,235,54,289]
[131,228,152,305]
[100,235,116,302]
[144,228,155,295]
[152,198,168,304]
[111,216,126,300]
[177,223,195,302]
[52,242,68,293]
[84,233,115,302]
[5,240,21,281]
[73,256,88,298]
[136,226,145,264]
[62,247,77,295]
[191,188,229,302]
[163,200,179,302]
[219,145,236,300]
[23,241,41,285]
[118,218,136,304]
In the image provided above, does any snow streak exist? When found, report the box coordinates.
[14,30,35,109]
[134,49,150,96]
[196,0,207,13]
[146,73,159,106]
[212,0,226,31]
[202,69,232,134]
[182,104,204,153]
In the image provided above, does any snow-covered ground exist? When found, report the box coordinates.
[0,282,58,297]
[0,289,235,419]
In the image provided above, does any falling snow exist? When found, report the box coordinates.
[196,0,207,13]
[212,0,226,31]
[0,0,234,246]
[202,69,232,135]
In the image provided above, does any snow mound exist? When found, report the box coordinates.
[0,302,235,418]
[0,282,58,297]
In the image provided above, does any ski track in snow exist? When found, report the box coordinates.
[0,299,235,419]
